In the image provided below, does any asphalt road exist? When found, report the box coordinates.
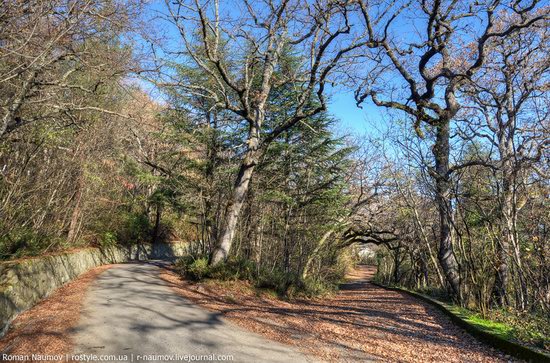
[72,262,311,363]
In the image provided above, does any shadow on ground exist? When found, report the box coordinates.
[72,262,309,363]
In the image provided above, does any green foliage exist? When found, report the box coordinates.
[99,232,118,248]
[448,305,514,340]
[255,268,294,296]
[175,256,210,281]
[254,268,340,298]
[490,310,550,350]
[174,254,342,298]
[296,276,339,298]
[0,228,50,260]
[118,212,152,244]
[90,210,152,247]
[446,304,549,350]
[176,256,256,282]
[186,258,210,281]
[209,258,257,281]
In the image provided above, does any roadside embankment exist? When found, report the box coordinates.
[0,242,187,336]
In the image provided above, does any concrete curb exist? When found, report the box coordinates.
[370,282,550,363]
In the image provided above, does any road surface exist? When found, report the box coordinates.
[72,262,310,363]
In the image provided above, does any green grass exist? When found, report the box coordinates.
[445,305,514,340]
[377,281,549,352]
[423,295,548,352]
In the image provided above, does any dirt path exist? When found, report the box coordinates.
[162,265,516,362]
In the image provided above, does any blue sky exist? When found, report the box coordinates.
[142,1,390,138]
[328,90,388,136]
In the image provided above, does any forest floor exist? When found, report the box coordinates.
[0,262,519,362]
[161,265,518,362]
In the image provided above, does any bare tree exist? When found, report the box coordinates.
[0,0,139,137]
[158,0,364,264]
[462,18,549,308]
[352,0,547,302]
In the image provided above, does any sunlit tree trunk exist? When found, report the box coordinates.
[211,124,262,264]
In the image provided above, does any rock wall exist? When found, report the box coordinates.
[0,242,188,336]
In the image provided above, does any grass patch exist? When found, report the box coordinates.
[373,281,550,361]
[373,280,549,353]
[444,304,549,354]
[439,302,548,351]
[445,305,513,340]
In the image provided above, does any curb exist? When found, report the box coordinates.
[370,282,550,363]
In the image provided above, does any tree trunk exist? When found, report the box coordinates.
[1,70,37,137]
[493,176,512,307]
[433,120,461,302]
[67,172,84,243]
[492,129,528,309]
[211,124,262,265]
[152,204,162,244]
[211,161,256,264]
[393,244,401,284]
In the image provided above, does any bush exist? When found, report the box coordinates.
[175,256,210,281]
[173,255,341,299]
[175,255,258,282]
[210,258,256,281]
[300,277,338,297]
[99,231,118,248]
[187,258,210,280]
[256,268,291,295]
[0,228,57,260]
[489,310,550,350]
[117,212,152,244]
[89,210,152,247]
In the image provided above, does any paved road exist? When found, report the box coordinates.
[72,262,310,363]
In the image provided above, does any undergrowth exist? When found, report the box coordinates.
[174,255,341,298]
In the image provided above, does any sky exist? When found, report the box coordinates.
[141,1,392,138]
[328,91,388,137]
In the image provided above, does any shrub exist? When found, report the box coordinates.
[210,258,256,281]
[89,210,152,247]
[300,277,338,297]
[0,228,53,260]
[173,255,341,299]
[117,212,152,244]
[255,268,294,296]
[489,310,550,350]
[175,256,210,281]
[99,231,118,248]
[187,258,210,280]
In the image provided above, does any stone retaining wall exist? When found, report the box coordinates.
[0,242,188,336]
